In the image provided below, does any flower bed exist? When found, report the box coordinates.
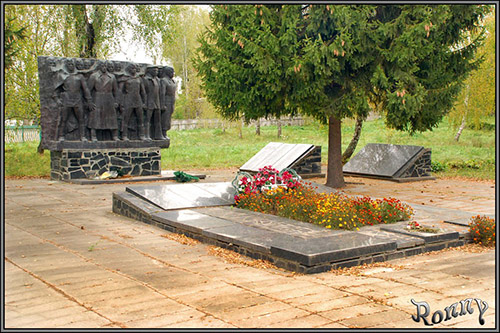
[469,215,496,247]
[233,166,414,230]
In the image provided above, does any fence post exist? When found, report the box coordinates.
[21,126,25,142]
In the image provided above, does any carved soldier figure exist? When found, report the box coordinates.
[159,66,176,140]
[54,59,92,142]
[87,61,119,141]
[120,64,147,141]
[143,65,161,141]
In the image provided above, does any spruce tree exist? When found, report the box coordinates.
[195,4,489,188]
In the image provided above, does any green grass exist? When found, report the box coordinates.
[4,141,51,177]
[4,116,495,180]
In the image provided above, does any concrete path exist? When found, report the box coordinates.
[4,173,496,329]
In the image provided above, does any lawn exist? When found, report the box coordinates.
[4,116,495,180]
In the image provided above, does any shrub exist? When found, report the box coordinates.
[431,161,447,172]
[469,215,496,247]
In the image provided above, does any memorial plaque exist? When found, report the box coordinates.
[126,182,236,211]
[240,142,315,173]
[343,143,429,179]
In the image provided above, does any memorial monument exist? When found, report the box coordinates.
[38,56,174,180]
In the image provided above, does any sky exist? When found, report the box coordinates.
[111,4,211,65]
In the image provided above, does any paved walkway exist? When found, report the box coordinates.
[4,172,496,329]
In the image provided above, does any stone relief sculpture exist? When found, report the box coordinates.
[54,59,92,142]
[37,56,172,148]
[119,64,147,141]
[87,61,120,141]
[143,65,162,141]
[159,66,177,140]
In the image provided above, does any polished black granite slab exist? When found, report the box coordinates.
[154,206,397,266]
[343,143,423,178]
[356,225,425,249]
[380,222,459,243]
[270,233,397,266]
[126,182,236,210]
[112,181,473,273]
[152,209,237,233]
[196,206,340,239]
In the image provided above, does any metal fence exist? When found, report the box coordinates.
[4,117,309,143]
[5,126,41,143]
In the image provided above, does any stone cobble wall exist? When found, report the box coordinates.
[292,146,322,175]
[401,149,432,178]
[51,148,161,180]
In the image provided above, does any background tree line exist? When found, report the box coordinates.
[4,4,495,188]
[4,4,212,125]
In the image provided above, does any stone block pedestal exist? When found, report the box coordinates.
[50,148,162,181]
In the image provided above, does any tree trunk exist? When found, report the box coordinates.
[455,84,469,142]
[72,5,96,58]
[342,116,364,164]
[239,118,243,139]
[325,115,345,188]
[255,118,261,135]
[277,118,282,138]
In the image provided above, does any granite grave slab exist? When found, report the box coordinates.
[380,222,459,243]
[112,181,473,273]
[343,143,434,181]
[269,233,398,266]
[196,206,341,239]
[126,182,236,211]
[152,209,237,234]
[240,142,315,173]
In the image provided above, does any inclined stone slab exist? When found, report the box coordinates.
[126,182,235,211]
[240,142,315,172]
[193,182,238,202]
[380,223,459,243]
[343,143,424,178]
[270,233,397,266]
[152,210,236,233]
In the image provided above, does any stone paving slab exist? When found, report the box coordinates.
[5,176,496,329]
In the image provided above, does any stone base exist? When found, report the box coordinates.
[50,148,162,181]
[292,145,322,176]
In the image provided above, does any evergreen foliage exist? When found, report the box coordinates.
[195,4,490,187]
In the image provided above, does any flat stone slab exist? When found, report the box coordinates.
[380,222,459,243]
[196,206,342,239]
[126,182,236,211]
[152,209,237,234]
[356,225,425,249]
[112,181,474,273]
[153,206,397,266]
[240,142,315,172]
[343,143,423,178]
[270,233,397,266]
